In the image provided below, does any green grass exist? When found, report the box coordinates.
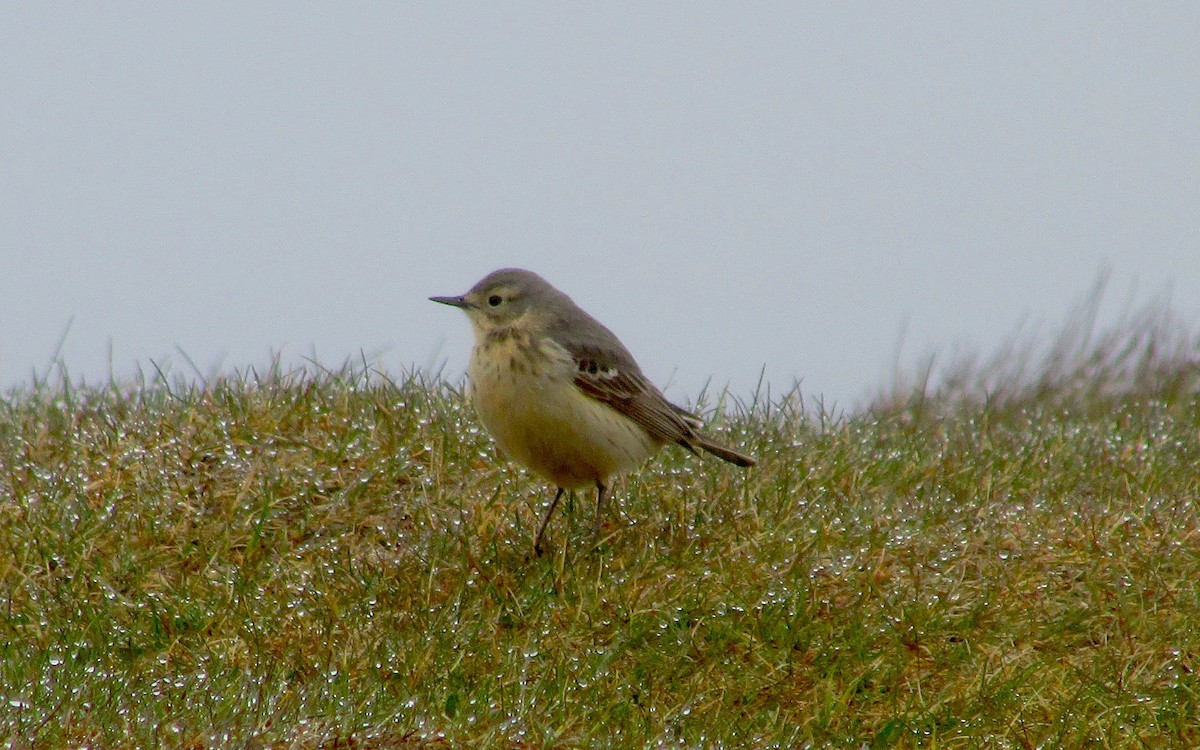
[3,304,1200,748]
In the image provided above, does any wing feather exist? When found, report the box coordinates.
[540,306,755,466]
[557,340,696,448]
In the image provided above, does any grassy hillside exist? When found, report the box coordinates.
[2,308,1199,748]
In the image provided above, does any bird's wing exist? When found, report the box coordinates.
[552,336,699,449]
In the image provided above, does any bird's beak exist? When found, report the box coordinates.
[429,294,472,309]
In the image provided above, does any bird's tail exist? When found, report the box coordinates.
[694,435,756,467]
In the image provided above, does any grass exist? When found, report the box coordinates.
[2,302,1200,748]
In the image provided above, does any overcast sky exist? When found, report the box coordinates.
[3,4,1198,408]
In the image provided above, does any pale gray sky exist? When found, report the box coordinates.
[3,4,1198,408]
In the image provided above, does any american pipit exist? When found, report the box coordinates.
[431,268,755,553]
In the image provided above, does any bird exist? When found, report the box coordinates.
[430,268,755,553]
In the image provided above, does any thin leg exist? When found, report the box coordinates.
[592,481,607,544]
[534,487,566,555]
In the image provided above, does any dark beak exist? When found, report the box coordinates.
[429,295,472,309]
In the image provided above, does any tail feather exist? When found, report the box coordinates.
[693,435,756,467]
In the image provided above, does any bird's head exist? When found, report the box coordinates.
[430,268,561,339]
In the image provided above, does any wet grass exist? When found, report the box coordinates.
[3,305,1200,748]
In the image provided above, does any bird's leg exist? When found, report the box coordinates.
[592,481,608,545]
[534,487,566,556]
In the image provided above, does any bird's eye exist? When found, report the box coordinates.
[487,294,503,307]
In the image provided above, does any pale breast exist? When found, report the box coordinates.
[468,334,657,488]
